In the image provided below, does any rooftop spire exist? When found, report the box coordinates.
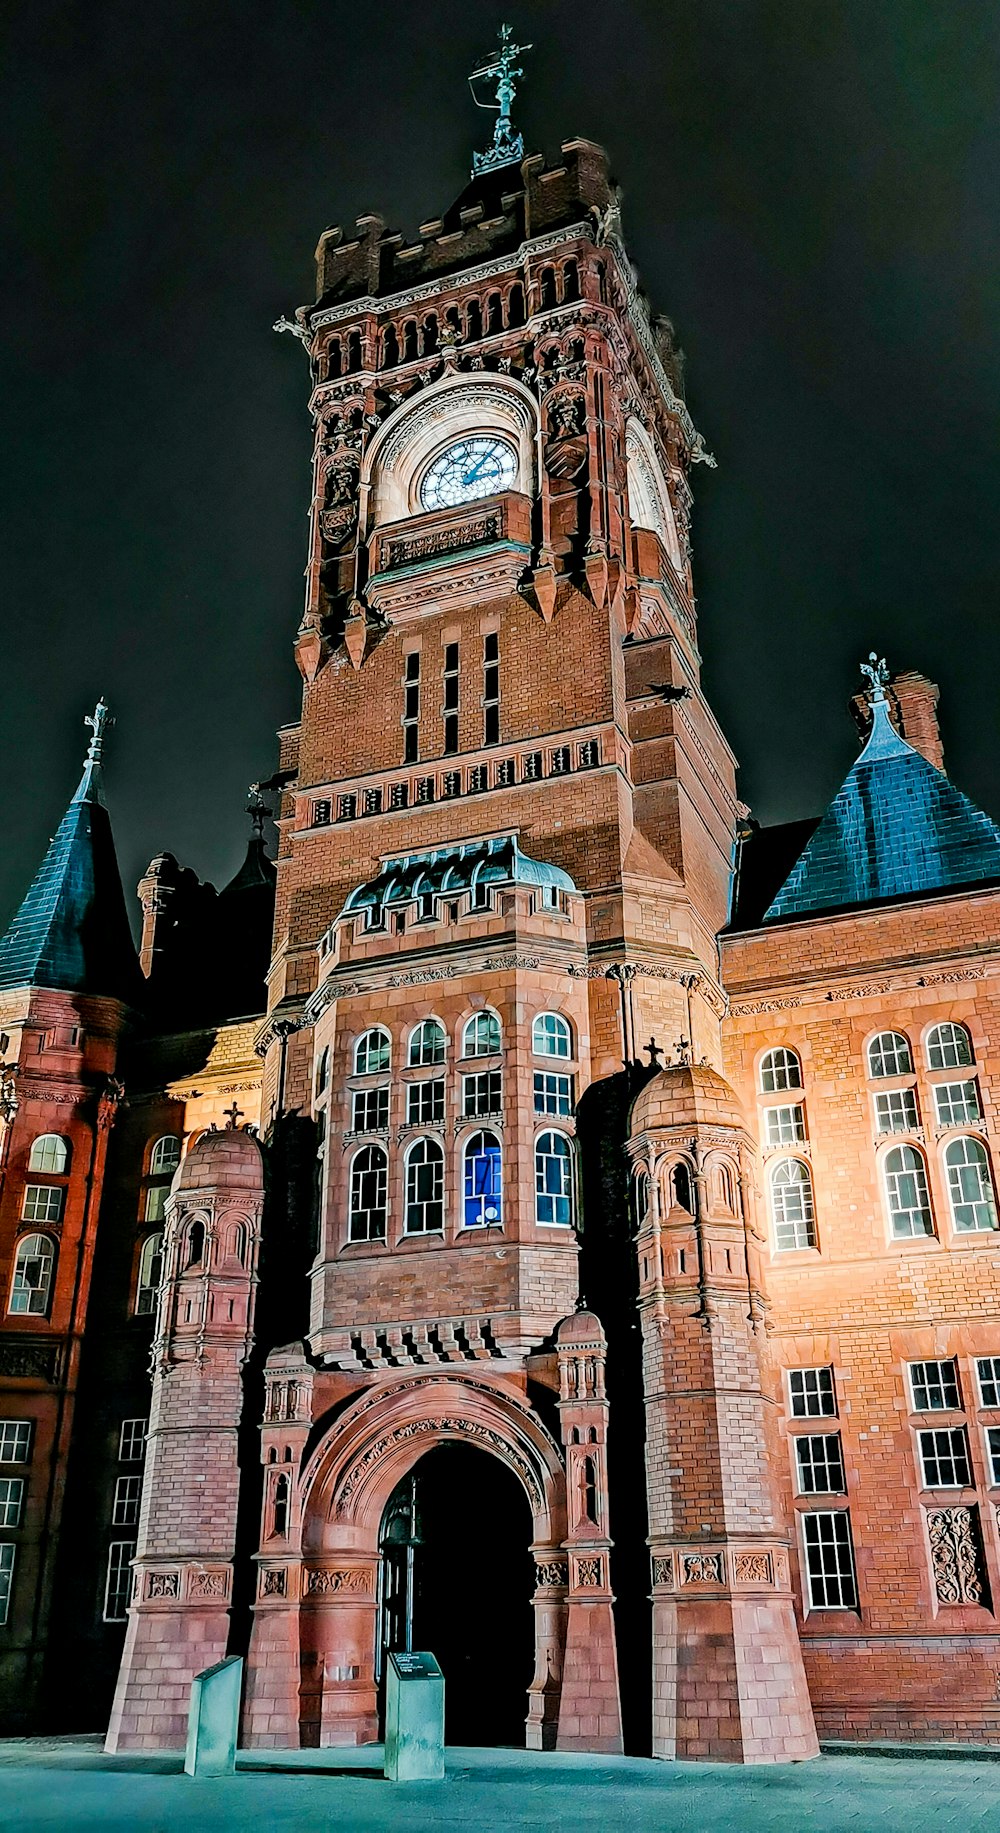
[859,651,889,704]
[75,696,114,808]
[469,24,532,177]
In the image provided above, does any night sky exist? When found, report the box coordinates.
[3,1,999,930]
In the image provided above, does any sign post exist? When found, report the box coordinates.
[383,1650,445,1781]
[184,1655,243,1778]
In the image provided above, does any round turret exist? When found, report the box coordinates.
[176,1126,264,1194]
[629,1062,746,1136]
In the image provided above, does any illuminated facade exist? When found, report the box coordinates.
[3,57,1000,1759]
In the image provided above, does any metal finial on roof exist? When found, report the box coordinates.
[83,697,114,766]
[247,786,273,841]
[860,652,890,704]
[469,24,532,177]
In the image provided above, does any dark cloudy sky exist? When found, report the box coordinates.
[2,1,999,928]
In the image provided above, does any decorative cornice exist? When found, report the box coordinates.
[728,963,989,1017]
[306,225,593,331]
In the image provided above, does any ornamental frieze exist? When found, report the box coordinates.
[335,1416,543,1516]
[534,1560,569,1589]
[304,1567,373,1596]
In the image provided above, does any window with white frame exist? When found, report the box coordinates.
[352,1086,389,1134]
[532,1013,572,1059]
[0,1422,32,1464]
[882,1144,933,1238]
[764,1103,806,1148]
[770,1159,816,1251]
[149,1135,181,1176]
[0,1544,15,1626]
[112,1474,142,1528]
[407,1080,444,1125]
[404,1138,444,1233]
[463,1071,502,1118]
[103,1541,135,1623]
[908,1359,961,1412]
[944,1137,998,1233]
[463,1130,502,1228]
[21,1184,63,1225]
[933,1081,981,1128]
[354,1028,391,1075]
[789,1367,836,1418]
[917,1426,972,1488]
[801,1512,857,1609]
[983,1427,1000,1486]
[134,1233,164,1317]
[119,1419,146,1463]
[795,1433,846,1495]
[976,1358,1000,1409]
[535,1131,574,1227]
[315,1048,330,1097]
[408,1020,446,1067]
[8,1234,56,1316]
[867,1031,913,1079]
[759,1048,802,1093]
[144,1184,169,1223]
[0,1476,24,1528]
[533,1071,574,1117]
[27,1134,69,1175]
[462,1011,501,1058]
[926,1023,974,1071]
[874,1088,919,1135]
[349,1145,388,1242]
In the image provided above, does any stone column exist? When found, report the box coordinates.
[242,1343,314,1749]
[105,1128,264,1752]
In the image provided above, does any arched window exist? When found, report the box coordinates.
[27,1134,69,1175]
[405,1138,444,1234]
[759,1048,802,1094]
[633,1172,650,1226]
[354,1028,391,1075]
[150,1135,181,1176]
[186,1220,206,1267]
[770,1160,816,1251]
[408,1020,446,1067]
[135,1233,164,1315]
[926,1023,974,1071]
[944,1137,998,1233]
[272,1472,290,1538]
[463,1129,502,1228]
[867,1032,912,1079]
[349,1145,387,1242]
[535,1131,574,1227]
[9,1234,56,1316]
[670,1162,693,1213]
[463,1011,501,1058]
[315,1047,330,1097]
[882,1144,933,1238]
[532,1013,572,1059]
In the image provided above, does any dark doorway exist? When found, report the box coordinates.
[377,1443,535,1747]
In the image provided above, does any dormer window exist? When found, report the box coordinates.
[419,436,517,511]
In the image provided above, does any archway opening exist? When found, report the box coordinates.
[377,1443,535,1747]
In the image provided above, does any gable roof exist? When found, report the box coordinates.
[0,711,141,1001]
[763,692,1000,923]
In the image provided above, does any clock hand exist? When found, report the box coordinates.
[462,451,493,485]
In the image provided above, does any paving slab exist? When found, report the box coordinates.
[0,1738,998,1833]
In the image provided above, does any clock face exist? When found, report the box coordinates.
[419,436,517,511]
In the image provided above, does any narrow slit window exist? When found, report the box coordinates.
[483,633,500,746]
[403,652,420,764]
[443,643,459,755]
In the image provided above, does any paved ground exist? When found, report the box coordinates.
[0,1738,999,1832]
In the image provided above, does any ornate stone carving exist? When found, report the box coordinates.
[189,1569,228,1599]
[146,1570,180,1600]
[336,1416,543,1515]
[534,1560,569,1589]
[382,512,502,572]
[305,1566,371,1595]
[260,1567,287,1598]
[927,1507,987,1605]
[0,1339,59,1381]
[575,1556,603,1588]
[733,1551,773,1585]
[681,1552,724,1585]
[319,456,360,549]
[651,1554,673,1587]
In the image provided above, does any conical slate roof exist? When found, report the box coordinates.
[764,687,1000,923]
[0,703,142,1001]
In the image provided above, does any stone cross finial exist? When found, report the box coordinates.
[223,1101,244,1130]
[469,24,532,175]
[673,1036,692,1067]
[860,652,890,704]
[645,1037,663,1069]
[84,698,114,766]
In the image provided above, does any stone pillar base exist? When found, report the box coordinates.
[556,1595,623,1754]
[652,1585,819,1764]
[105,1587,231,1753]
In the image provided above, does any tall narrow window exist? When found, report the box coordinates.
[403,651,420,764]
[794,1434,846,1495]
[112,1474,142,1528]
[135,1233,164,1316]
[349,1146,388,1242]
[464,1130,502,1227]
[801,1512,857,1609]
[8,1235,55,1316]
[883,1144,933,1238]
[535,1132,574,1227]
[0,1476,24,1529]
[944,1137,998,1233]
[405,1138,444,1234]
[483,633,500,745]
[443,643,459,755]
[770,1160,816,1251]
[0,1544,16,1627]
[103,1542,135,1623]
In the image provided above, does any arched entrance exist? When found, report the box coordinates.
[377,1443,535,1747]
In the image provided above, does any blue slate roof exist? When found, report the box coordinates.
[342,833,577,916]
[764,695,1000,923]
[0,742,141,1000]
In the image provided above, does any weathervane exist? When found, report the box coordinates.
[860,652,890,704]
[247,786,273,842]
[469,24,532,177]
[84,698,113,766]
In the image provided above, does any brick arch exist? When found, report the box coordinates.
[301,1372,567,1547]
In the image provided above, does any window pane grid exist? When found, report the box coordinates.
[764,1103,805,1147]
[532,1013,571,1059]
[0,1544,15,1626]
[9,1234,56,1315]
[934,1081,981,1128]
[976,1358,1000,1409]
[789,1367,836,1417]
[463,1013,501,1058]
[119,1419,147,1463]
[0,1422,32,1464]
[984,1427,1000,1486]
[103,1541,135,1623]
[349,1147,387,1242]
[883,1146,933,1237]
[21,1184,63,1224]
[917,1427,972,1488]
[354,1029,391,1075]
[533,1071,574,1116]
[405,1139,444,1234]
[463,1131,502,1228]
[909,1360,961,1412]
[795,1433,846,1495]
[112,1475,142,1527]
[802,1511,857,1609]
[770,1160,816,1251]
[535,1132,574,1227]
[28,1135,68,1174]
[945,1137,997,1232]
[408,1021,446,1067]
[352,1087,390,1133]
[759,1049,802,1093]
[463,1072,502,1118]
[874,1089,918,1135]
[0,1476,24,1528]
[927,1024,973,1070]
[407,1080,444,1125]
[868,1032,913,1078]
